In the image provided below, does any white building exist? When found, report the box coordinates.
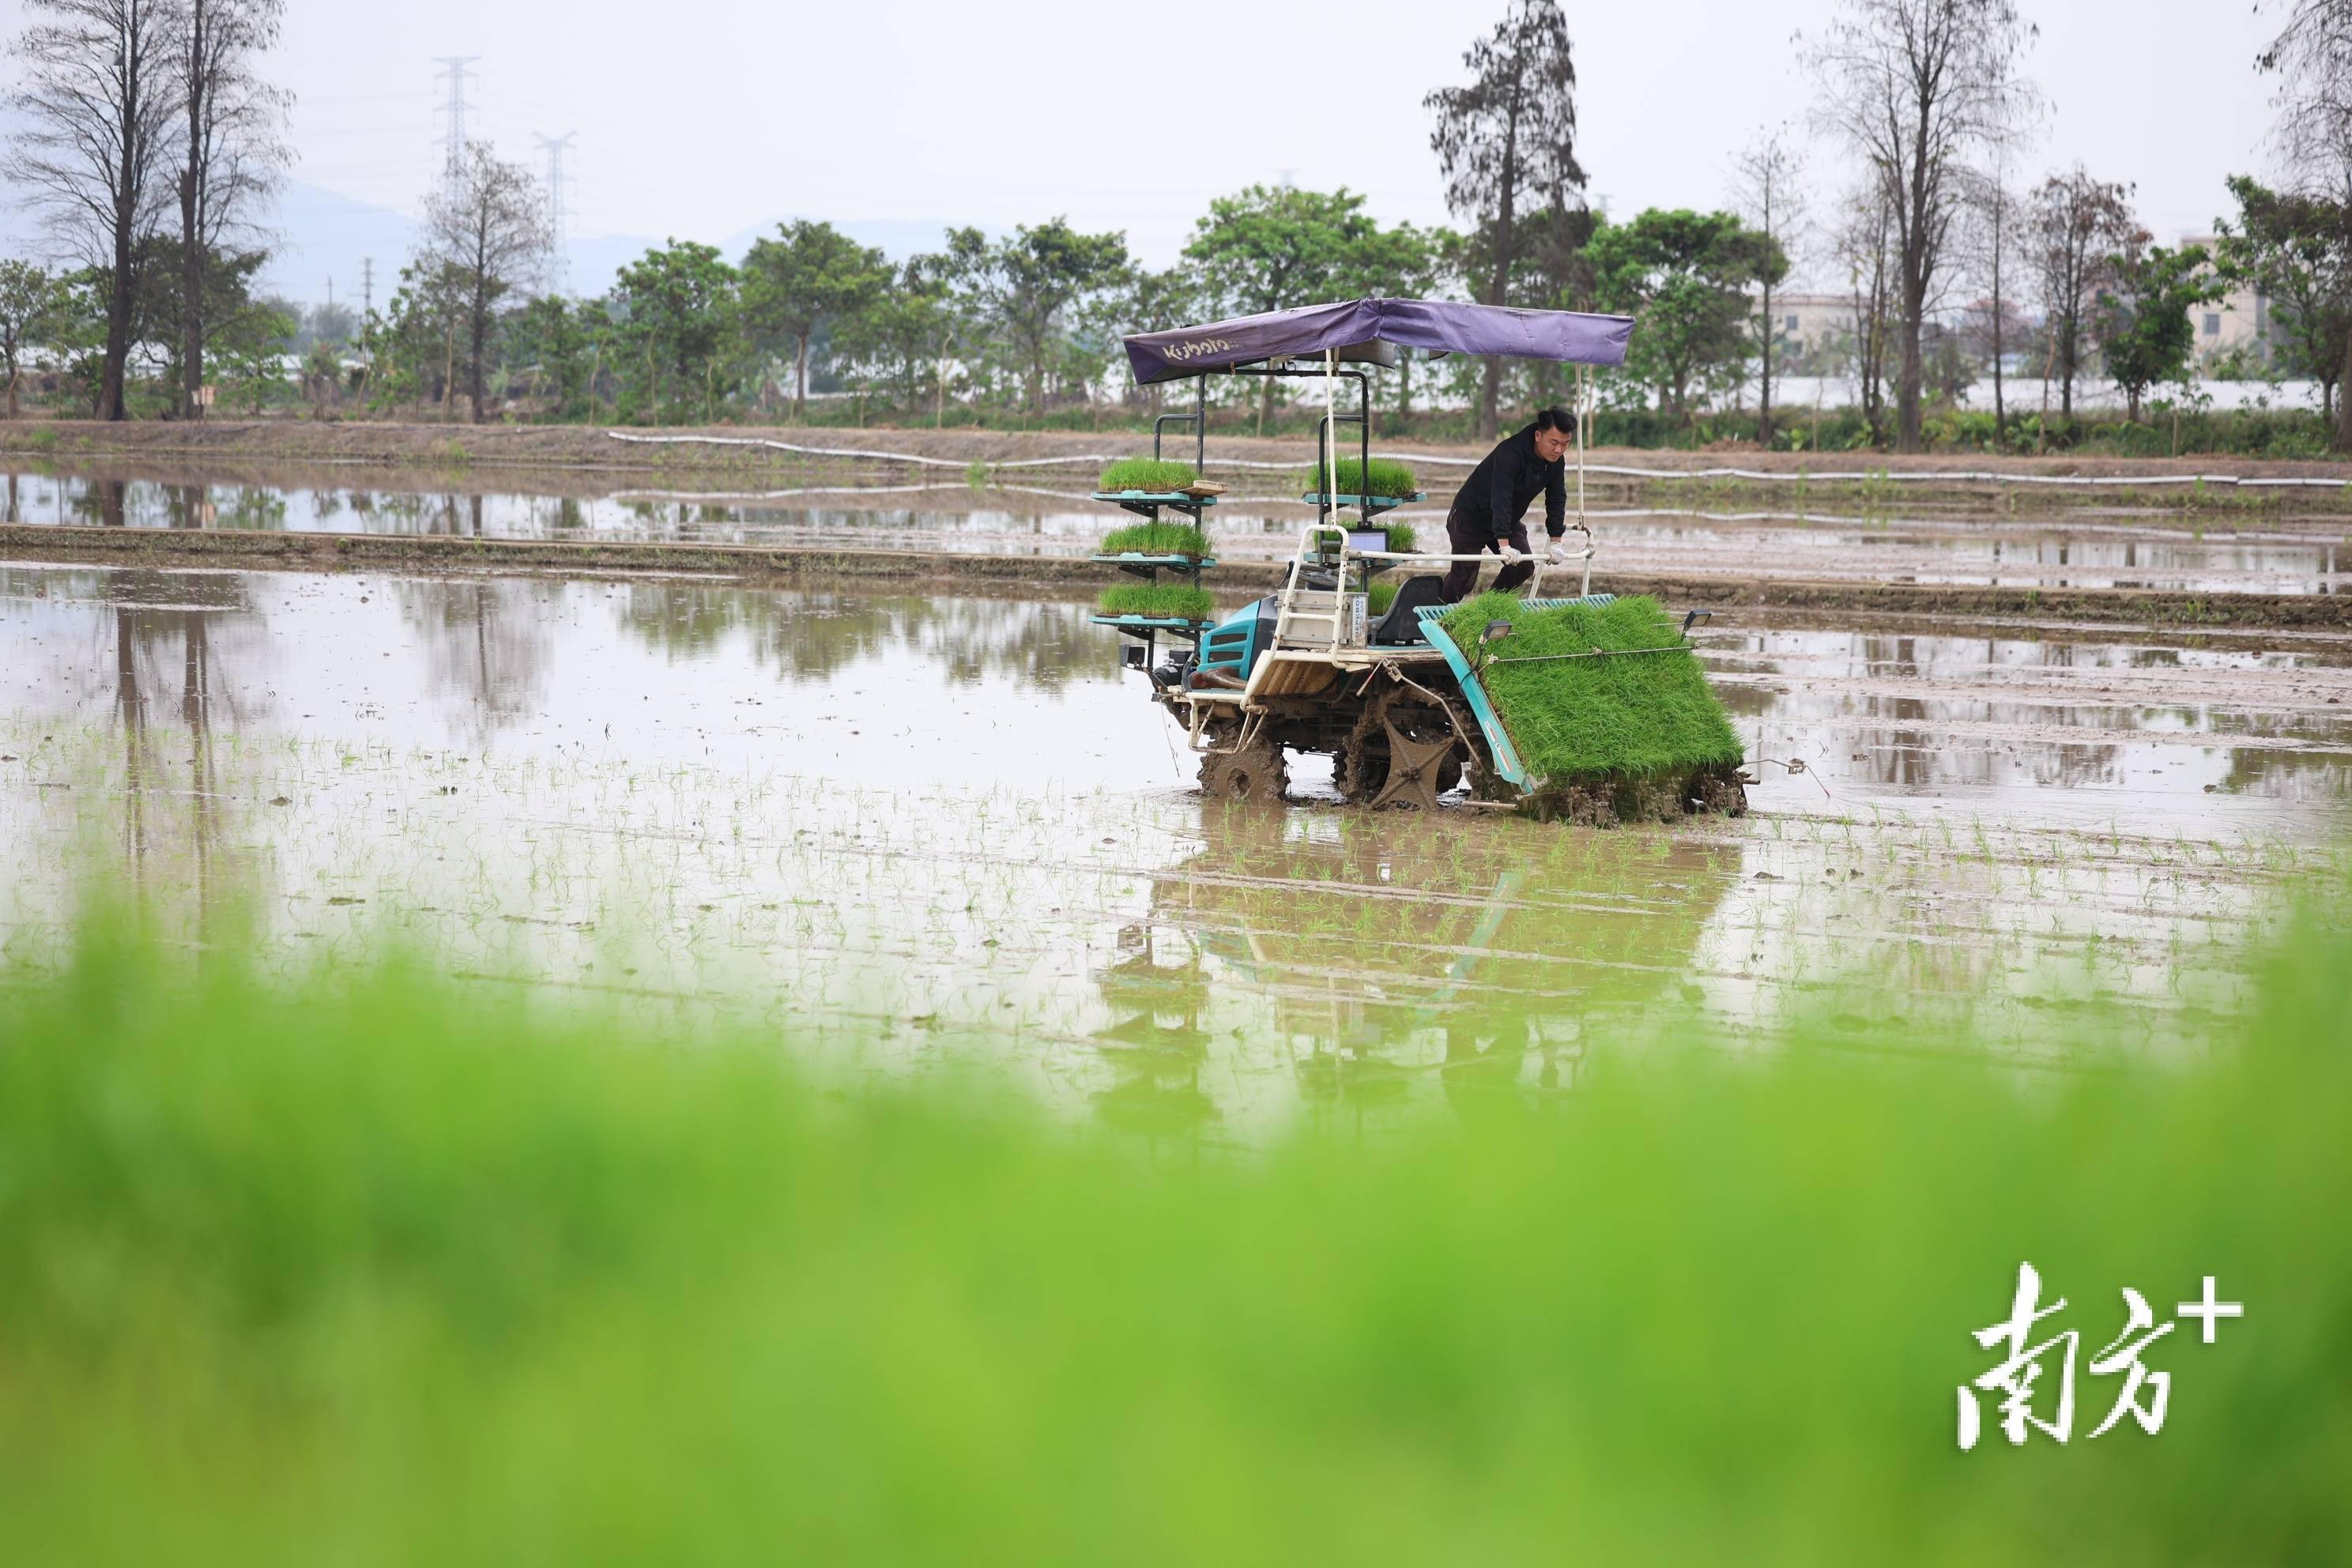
[2176,235,2273,369]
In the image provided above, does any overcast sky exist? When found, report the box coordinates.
[3,0,2301,280]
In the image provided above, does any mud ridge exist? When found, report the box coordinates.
[10,521,2352,631]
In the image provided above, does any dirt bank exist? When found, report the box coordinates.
[4,418,2346,515]
[12,520,2351,632]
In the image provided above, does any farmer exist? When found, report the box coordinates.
[1439,406,1580,603]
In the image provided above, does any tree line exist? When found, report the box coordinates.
[2,0,2347,454]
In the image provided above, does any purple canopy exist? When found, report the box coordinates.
[1123,297,1633,385]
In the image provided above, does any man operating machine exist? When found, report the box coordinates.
[1440,406,1585,603]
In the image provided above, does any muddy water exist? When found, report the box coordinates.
[3,556,2340,1129]
[7,561,2349,819]
[8,464,2352,595]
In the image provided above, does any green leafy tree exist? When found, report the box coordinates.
[301,337,342,416]
[505,295,605,420]
[1372,223,1456,420]
[126,236,272,406]
[1095,263,1201,422]
[1590,209,1786,423]
[829,254,967,422]
[739,220,891,418]
[213,300,295,413]
[0,260,68,419]
[2096,243,2224,422]
[1460,205,1597,410]
[2215,175,2352,432]
[612,240,737,424]
[1182,184,1424,432]
[947,220,1129,414]
[364,259,467,414]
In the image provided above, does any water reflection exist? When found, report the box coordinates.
[616,582,1096,688]
[88,572,259,939]
[8,560,2351,826]
[396,578,556,737]
[1124,808,1740,1125]
[1707,624,2352,813]
[9,462,2350,592]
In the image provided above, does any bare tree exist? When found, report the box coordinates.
[1835,175,1900,447]
[2259,0,2352,187]
[1804,0,2037,451]
[2028,167,2143,420]
[4,0,183,420]
[1728,125,1811,446]
[418,142,550,424]
[172,0,290,420]
[1958,139,2029,443]
[1426,0,1586,442]
[2258,1,2352,449]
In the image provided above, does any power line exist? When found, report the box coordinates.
[533,130,577,296]
[432,56,481,191]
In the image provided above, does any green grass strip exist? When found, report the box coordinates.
[1098,582,1215,620]
[1440,592,1742,781]
[5,899,2350,1557]
[1097,521,1210,558]
[1098,458,1198,493]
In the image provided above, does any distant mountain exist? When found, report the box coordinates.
[9,174,988,309]
[254,180,420,311]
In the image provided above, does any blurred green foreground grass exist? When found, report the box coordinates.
[2,903,2347,1565]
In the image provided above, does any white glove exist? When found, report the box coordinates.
[1496,541,1524,563]
[1547,539,1570,565]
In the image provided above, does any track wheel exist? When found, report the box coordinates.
[1199,734,1288,805]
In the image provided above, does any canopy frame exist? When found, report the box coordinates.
[1123,296,1634,387]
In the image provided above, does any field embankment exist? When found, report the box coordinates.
[8,518,2351,632]
[5,417,2348,516]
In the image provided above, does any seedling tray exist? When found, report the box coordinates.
[1299,492,1426,513]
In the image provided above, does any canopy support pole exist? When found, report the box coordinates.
[1325,347,1341,651]
[1577,362,1592,598]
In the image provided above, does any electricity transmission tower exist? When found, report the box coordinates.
[533,131,578,296]
[433,56,481,192]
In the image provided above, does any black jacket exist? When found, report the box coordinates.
[1451,424,1566,542]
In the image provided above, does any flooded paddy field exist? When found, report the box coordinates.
[6,549,2345,1136]
[7,459,2352,599]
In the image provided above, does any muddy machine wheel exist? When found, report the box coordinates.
[1199,733,1288,804]
[1337,693,1464,812]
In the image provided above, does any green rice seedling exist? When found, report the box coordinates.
[1309,456,1420,498]
[1381,520,1417,554]
[1367,578,1400,616]
[1440,592,1743,782]
[1097,582,1215,621]
[1097,520,1211,558]
[1096,458,1199,493]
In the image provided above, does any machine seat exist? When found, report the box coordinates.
[1371,575,1448,646]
